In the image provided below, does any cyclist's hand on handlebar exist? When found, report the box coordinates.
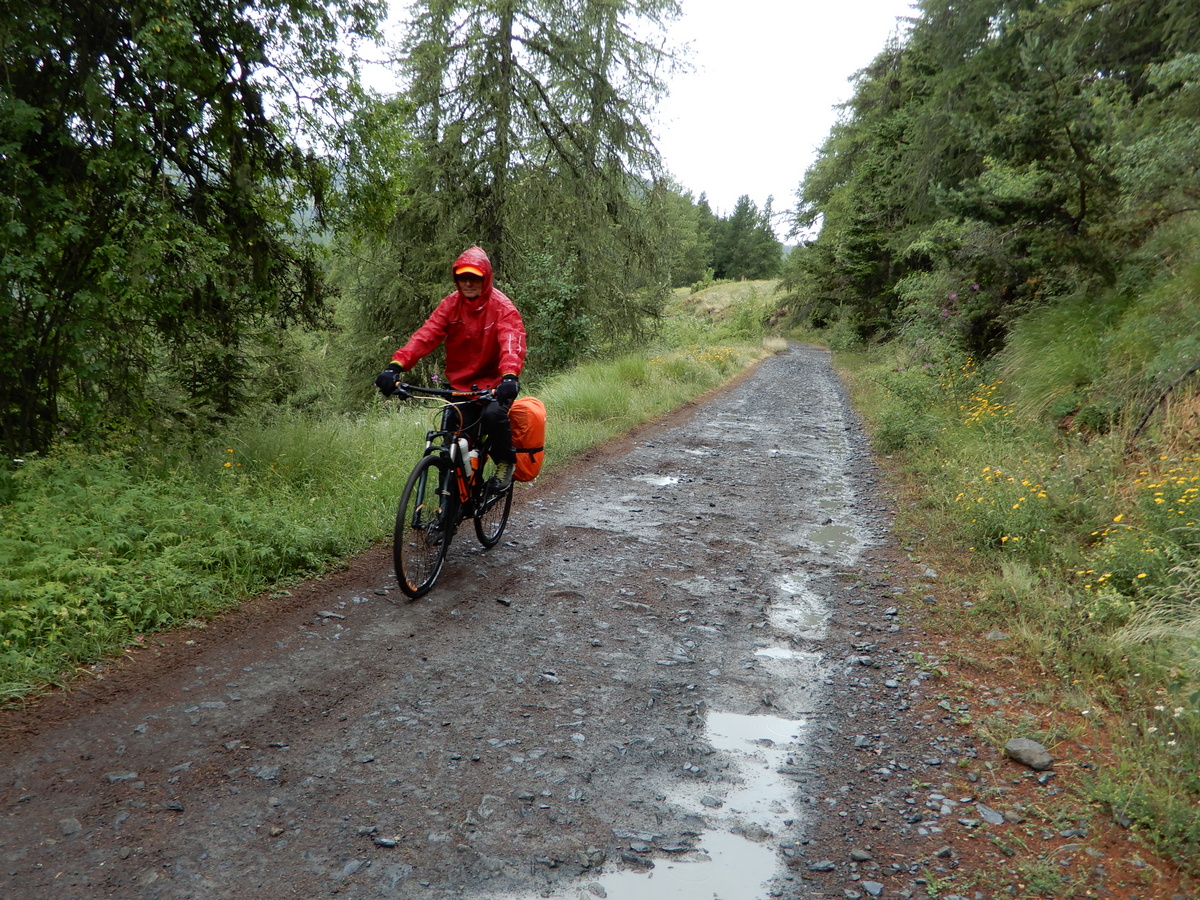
[494,374,519,406]
[375,363,403,396]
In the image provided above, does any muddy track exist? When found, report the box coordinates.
[3,344,1182,900]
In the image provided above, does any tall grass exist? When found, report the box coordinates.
[0,290,774,700]
[0,413,416,699]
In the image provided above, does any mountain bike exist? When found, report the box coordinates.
[390,383,514,598]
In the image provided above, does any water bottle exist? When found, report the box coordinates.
[457,437,470,463]
[468,449,479,472]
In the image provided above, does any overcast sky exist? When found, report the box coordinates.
[656,0,916,233]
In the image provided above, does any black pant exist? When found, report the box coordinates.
[442,399,515,465]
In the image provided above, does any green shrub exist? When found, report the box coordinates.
[0,420,411,696]
[826,312,865,351]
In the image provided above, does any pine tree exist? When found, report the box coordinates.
[351,0,685,372]
[784,0,1200,353]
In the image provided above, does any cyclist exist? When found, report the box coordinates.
[375,246,527,490]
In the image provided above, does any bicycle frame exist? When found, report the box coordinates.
[391,383,514,598]
[409,386,491,521]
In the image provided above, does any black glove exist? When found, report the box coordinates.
[375,363,403,396]
[494,374,519,406]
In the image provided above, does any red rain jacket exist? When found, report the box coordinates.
[391,247,527,391]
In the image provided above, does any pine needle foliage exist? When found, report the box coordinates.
[338,0,688,384]
[784,0,1200,357]
[1,0,386,457]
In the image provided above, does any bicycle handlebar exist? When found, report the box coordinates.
[392,382,493,402]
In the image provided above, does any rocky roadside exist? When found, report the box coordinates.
[784,512,1195,900]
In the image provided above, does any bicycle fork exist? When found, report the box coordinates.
[406,456,454,532]
[452,439,475,503]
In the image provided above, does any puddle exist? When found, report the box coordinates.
[766,604,825,635]
[754,645,801,661]
[541,831,777,900]
[495,711,807,900]
[806,523,856,551]
[632,474,681,487]
[767,574,827,638]
[706,710,806,759]
[754,645,820,663]
[678,711,808,882]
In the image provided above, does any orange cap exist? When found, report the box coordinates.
[454,265,485,278]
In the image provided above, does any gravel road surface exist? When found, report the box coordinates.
[5,344,1166,900]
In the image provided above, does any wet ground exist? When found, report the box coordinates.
[1,344,1190,900]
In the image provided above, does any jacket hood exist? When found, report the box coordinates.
[452,246,494,304]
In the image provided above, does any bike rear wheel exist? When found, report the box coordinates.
[473,458,513,548]
[394,455,455,598]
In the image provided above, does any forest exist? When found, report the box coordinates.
[0,0,780,459]
[783,0,1200,368]
[790,0,1200,880]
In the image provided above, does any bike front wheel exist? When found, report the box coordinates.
[394,455,455,598]
[473,459,514,548]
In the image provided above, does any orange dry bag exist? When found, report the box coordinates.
[508,396,546,482]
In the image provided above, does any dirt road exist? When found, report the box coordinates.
[4,344,1169,900]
